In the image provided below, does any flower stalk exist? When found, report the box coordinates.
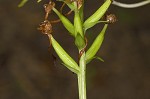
[78,52,86,99]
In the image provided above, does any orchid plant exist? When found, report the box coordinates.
[18,0,150,99]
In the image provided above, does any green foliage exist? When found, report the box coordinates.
[74,8,84,37]
[18,0,28,7]
[85,24,108,63]
[75,34,85,50]
[57,0,75,10]
[83,0,112,30]
[53,8,75,36]
[18,0,42,7]
[37,0,42,3]
[49,35,80,74]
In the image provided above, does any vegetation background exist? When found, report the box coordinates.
[0,0,150,99]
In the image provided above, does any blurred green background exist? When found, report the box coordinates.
[0,0,150,99]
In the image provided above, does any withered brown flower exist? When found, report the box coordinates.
[44,1,55,20]
[106,14,117,24]
[77,0,82,9]
[38,20,52,35]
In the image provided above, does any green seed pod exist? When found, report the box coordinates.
[53,8,75,36]
[49,35,80,74]
[83,0,112,30]
[85,24,108,63]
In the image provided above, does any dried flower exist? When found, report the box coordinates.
[44,1,55,20]
[38,20,52,35]
[106,14,117,24]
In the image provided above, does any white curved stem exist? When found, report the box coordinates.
[112,0,150,8]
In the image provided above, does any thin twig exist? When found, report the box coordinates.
[112,0,150,8]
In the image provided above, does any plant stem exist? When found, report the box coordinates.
[78,52,86,99]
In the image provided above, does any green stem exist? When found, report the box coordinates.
[78,52,86,99]
[75,1,86,99]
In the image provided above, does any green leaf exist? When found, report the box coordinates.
[94,56,104,62]
[75,33,85,50]
[57,0,75,10]
[53,8,75,36]
[18,0,41,7]
[49,35,80,74]
[61,63,79,74]
[84,21,100,31]
[37,0,42,3]
[83,0,112,30]
[86,56,104,64]
[18,0,28,7]
[74,6,83,37]
[65,3,75,11]
[85,24,108,63]
[84,21,108,32]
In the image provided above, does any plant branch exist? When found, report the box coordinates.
[112,0,150,8]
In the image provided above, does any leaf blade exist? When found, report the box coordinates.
[85,24,108,63]
[53,8,75,36]
[18,0,28,7]
[49,35,80,74]
[83,0,112,30]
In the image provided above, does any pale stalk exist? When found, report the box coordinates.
[78,52,86,99]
